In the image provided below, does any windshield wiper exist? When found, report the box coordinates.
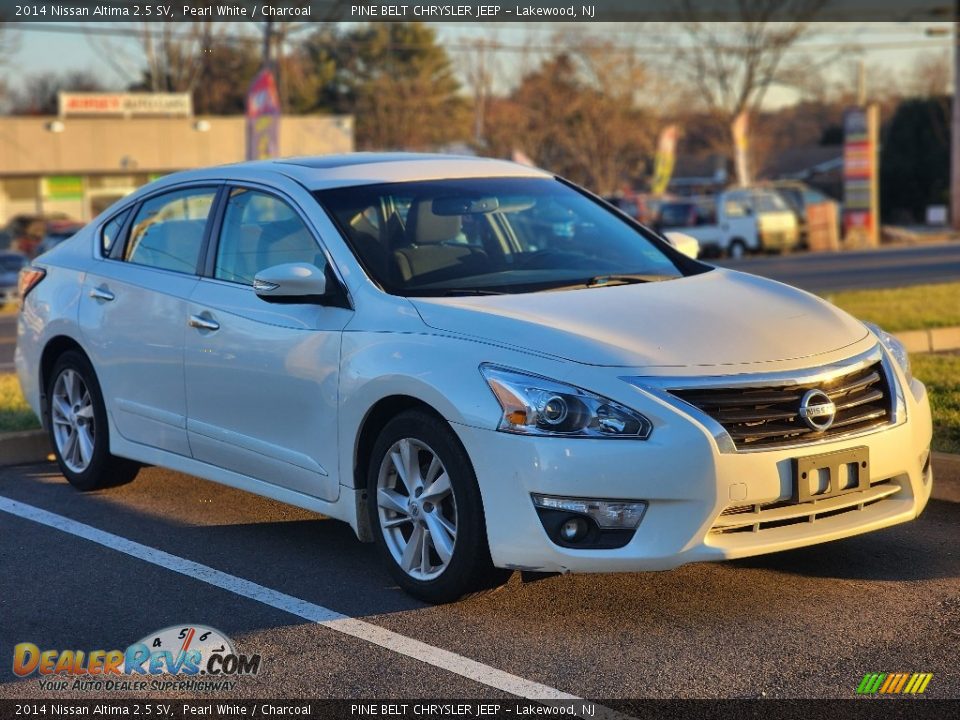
[438,288,506,296]
[581,274,674,288]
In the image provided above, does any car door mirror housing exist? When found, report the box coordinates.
[663,231,700,259]
[253,263,328,303]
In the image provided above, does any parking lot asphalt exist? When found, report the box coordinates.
[716,241,960,292]
[0,458,957,701]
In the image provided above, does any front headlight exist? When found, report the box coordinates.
[865,322,912,382]
[480,365,652,439]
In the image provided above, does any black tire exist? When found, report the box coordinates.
[46,350,140,491]
[727,239,748,259]
[366,410,509,603]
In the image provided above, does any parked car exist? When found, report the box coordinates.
[767,180,842,243]
[0,251,27,305]
[37,221,85,256]
[656,189,800,258]
[0,213,75,258]
[16,155,932,603]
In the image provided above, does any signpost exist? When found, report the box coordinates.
[651,125,679,196]
[58,93,193,118]
[842,105,880,247]
[246,68,281,161]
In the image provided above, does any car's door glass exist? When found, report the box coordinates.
[125,188,216,273]
[215,188,324,285]
[724,199,748,217]
[101,209,131,256]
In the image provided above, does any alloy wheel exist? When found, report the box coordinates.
[376,438,458,581]
[51,369,96,474]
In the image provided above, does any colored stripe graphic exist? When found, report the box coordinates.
[857,672,932,694]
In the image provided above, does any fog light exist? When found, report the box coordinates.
[559,517,588,542]
[531,494,647,529]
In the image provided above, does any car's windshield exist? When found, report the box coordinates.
[315,177,690,296]
[755,191,789,213]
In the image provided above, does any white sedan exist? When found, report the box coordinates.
[15,154,933,603]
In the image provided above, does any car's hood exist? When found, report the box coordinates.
[410,269,870,369]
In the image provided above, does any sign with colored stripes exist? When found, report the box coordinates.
[856,672,933,695]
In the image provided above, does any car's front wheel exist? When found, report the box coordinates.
[728,238,748,259]
[47,350,140,491]
[367,410,508,603]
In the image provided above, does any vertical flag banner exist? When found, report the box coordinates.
[651,125,679,196]
[843,105,880,247]
[246,68,281,161]
[731,111,751,187]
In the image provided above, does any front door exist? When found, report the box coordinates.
[184,187,352,501]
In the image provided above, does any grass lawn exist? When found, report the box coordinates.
[823,282,960,333]
[911,353,960,455]
[0,373,39,433]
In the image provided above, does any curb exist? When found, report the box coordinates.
[894,326,960,354]
[0,429,52,467]
[933,451,960,470]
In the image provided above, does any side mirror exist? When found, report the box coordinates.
[253,263,327,303]
[664,231,700,260]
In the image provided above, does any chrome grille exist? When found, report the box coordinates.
[670,361,892,450]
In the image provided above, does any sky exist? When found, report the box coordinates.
[4,21,955,109]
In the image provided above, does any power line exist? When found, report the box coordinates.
[8,22,954,55]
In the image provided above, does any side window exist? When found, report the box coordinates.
[214,188,323,285]
[100,209,130,256]
[724,195,748,218]
[125,187,217,273]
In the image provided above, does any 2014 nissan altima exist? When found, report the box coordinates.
[15,154,932,603]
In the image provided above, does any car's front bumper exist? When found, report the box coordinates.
[455,378,932,574]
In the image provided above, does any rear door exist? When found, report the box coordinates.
[183,185,352,501]
[78,184,221,456]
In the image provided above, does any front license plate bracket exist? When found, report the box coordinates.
[793,446,870,503]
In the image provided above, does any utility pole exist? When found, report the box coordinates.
[857,58,867,106]
[262,19,274,67]
[953,6,960,230]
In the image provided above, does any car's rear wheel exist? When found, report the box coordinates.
[47,350,140,491]
[367,410,508,603]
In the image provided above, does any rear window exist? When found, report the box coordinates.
[125,187,217,274]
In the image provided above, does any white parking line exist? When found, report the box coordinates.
[0,496,597,708]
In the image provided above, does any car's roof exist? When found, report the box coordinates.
[154,153,551,191]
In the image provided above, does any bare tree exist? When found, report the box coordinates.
[8,71,106,115]
[0,22,19,105]
[901,51,951,99]
[87,22,233,93]
[672,0,835,184]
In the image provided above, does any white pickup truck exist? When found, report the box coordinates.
[654,188,799,259]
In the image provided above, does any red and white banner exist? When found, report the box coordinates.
[246,69,282,161]
[842,105,879,246]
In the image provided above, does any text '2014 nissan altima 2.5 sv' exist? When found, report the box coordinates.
[15,154,933,603]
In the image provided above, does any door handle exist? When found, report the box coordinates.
[188,314,220,332]
[89,287,115,302]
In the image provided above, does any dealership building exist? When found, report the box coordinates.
[0,92,354,223]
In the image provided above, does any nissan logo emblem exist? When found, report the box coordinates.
[799,389,837,431]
